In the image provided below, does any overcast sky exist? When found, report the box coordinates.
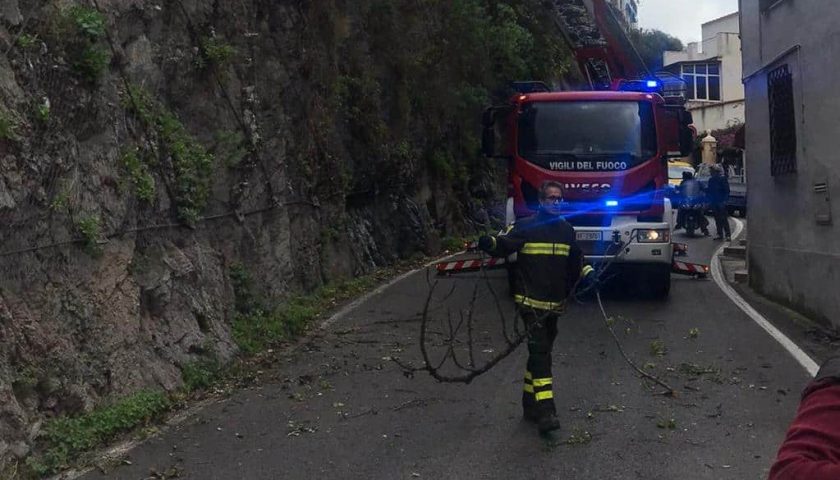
[638,0,739,45]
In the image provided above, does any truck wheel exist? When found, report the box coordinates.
[685,225,696,237]
[648,267,671,300]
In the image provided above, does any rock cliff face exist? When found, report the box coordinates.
[0,0,572,464]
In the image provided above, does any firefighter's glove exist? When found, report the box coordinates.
[477,235,496,253]
[578,265,599,293]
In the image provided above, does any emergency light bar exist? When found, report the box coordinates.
[617,79,663,94]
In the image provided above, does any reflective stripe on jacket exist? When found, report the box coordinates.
[486,211,587,310]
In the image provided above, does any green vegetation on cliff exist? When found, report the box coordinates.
[0,1,578,476]
[302,0,575,233]
[26,391,170,476]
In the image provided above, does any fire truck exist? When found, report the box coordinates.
[481,0,694,298]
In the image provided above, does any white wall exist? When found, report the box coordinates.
[717,34,744,103]
[662,12,744,132]
[703,12,739,39]
[688,100,745,135]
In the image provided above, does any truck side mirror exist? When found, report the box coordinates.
[481,105,513,159]
[482,107,495,128]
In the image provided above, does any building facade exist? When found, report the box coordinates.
[663,12,744,135]
[609,0,638,28]
[740,0,840,327]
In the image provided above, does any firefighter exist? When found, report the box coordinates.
[478,180,596,434]
[769,356,840,479]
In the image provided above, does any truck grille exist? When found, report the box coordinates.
[578,241,623,257]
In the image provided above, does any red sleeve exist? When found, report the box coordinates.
[769,382,840,480]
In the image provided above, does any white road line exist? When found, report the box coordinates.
[319,252,462,329]
[711,218,819,377]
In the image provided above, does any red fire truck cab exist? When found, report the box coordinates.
[482,82,693,298]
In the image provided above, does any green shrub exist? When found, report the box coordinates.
[27,390,170,476]
[35,100,51,124]
[121,148,156,202]
[441,236,469,252]
[76,214,102,254]
[122,86,214,224]
[16,33,40,49]
[73,45,110,82]
[429,151,455,180]
[200,36,236,68]
[0,109,16,140]
[67,5,106,39]
[50,190,69,212]
[230,267,381,354]
[229,263,259,313]
[182,358,222,392]
[56,5,110,82]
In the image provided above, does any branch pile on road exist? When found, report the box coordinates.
[393,262,676,396]
[392,269,531,384]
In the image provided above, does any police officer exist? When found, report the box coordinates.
[478,180,595,434]
[707,164,731,241]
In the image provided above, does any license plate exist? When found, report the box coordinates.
[576,231,602,241]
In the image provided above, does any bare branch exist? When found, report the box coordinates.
[480,257,513,345]
[395,231,666,389]
[596,291,676,397]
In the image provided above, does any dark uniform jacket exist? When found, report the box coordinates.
[706,175,730,206]
[486,211,592,311]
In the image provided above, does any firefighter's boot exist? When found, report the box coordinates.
[537,412,561,434]
[523,310,559,431]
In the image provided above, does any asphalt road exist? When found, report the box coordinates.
[83,220,811,480]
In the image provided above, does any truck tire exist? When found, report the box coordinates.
[648,266,671,300]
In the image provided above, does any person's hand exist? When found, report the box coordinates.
[477,235,495,252]
[578,266,599,293]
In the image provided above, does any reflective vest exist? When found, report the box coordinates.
[487,211,588,311]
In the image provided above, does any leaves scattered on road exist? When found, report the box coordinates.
[678,363,720,377]
[649,340,667,357]
[656,418,677,430]
[287,420,318,437]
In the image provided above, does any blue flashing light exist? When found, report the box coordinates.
[605,200,619,207]
[646,80,659,88]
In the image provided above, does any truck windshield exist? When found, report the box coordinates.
[517,101,657,172]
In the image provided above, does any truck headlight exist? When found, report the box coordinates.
[637,229,670,243]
